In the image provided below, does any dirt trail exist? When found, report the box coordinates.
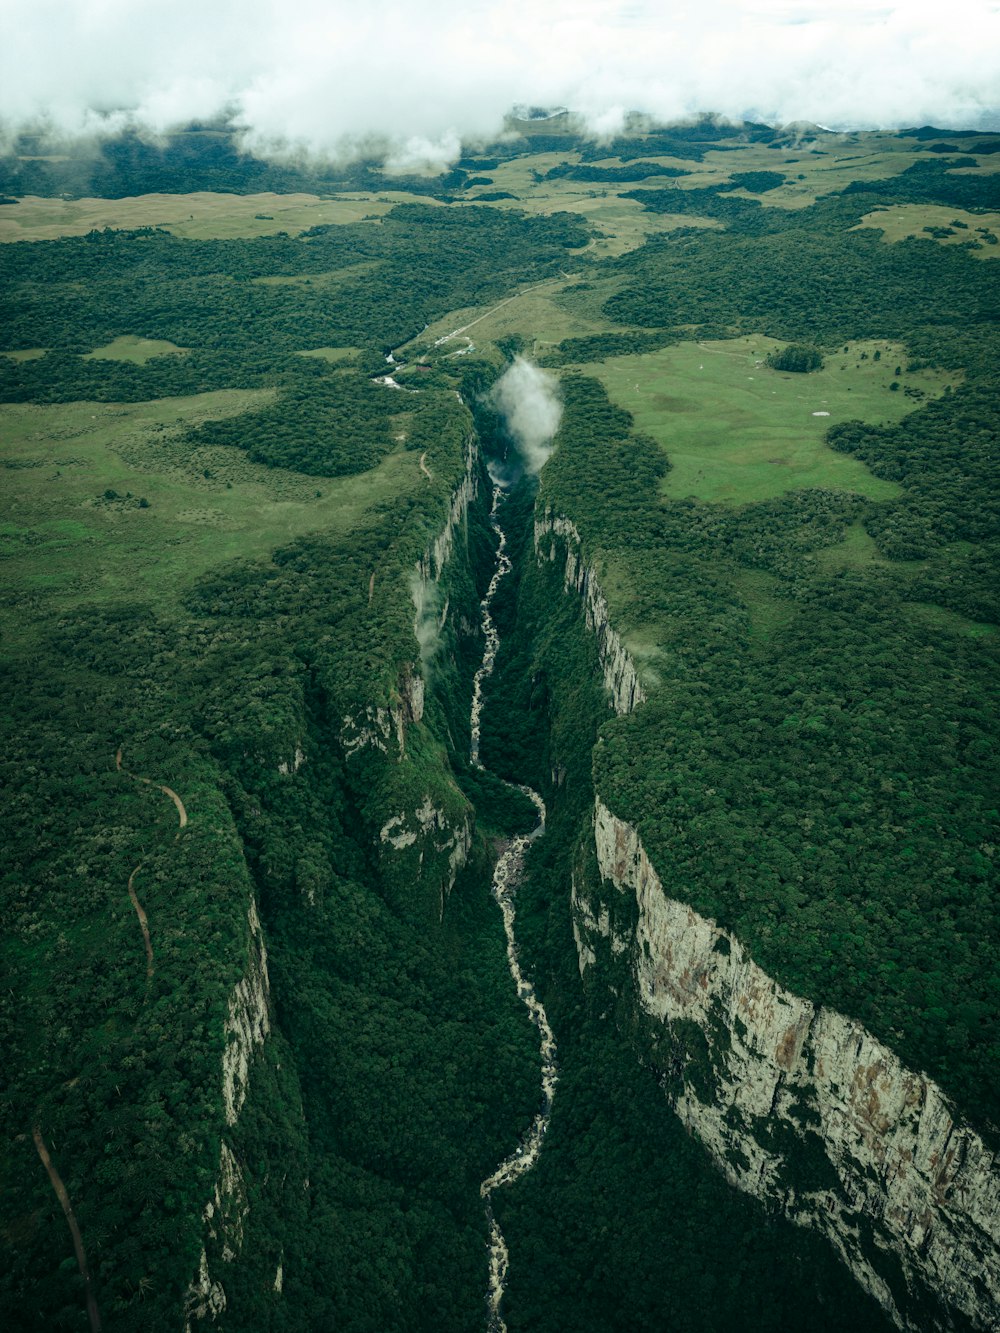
[127,867,154,981]
[368,570,376,604]
[115,747,188,983]
[419,451,432,480]
[33,1126,102,1333]
[115,748,188,830]
[432,278,559,347]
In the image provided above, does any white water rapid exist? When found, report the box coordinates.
[472,484,557,1332]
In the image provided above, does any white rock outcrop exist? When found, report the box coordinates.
[186,898,271,1324]
[184,1249,226,1331]
[585,797,1000,1331]
[415,434,479,584]
[277,746,305,776]
[222,899,271,1127]
[379,794,472,909]
[183,1142,248,1328]
[533,510,644,716]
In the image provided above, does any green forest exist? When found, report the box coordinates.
[2,117,998,1332]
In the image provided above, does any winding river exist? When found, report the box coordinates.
[472,484,558,1331]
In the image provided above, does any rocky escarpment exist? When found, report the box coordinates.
[533,509,644,716]
[340,434,477,762]
[415,432,479,585]
[579,797,1000,1332]
[379,795,473,919]
[185,899,271,1327]
[339,433,481,917]
[340,665,425,760]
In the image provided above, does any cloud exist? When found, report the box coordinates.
[1,1,998,167]
[489,358,562,477]
[410,569,447,670]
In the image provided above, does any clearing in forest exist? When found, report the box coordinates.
[0,390,419,633]
[593,336,958,504]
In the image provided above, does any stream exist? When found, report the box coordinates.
[472,484,557,1332]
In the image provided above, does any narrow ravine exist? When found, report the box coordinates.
[472,484,557,1332]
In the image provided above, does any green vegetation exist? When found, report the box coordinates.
[765,341,823,372]
[589,336,946,504]
[532,365,999,1135]
[723,169,786,192]
[1,118,997,1332]
[474,482,894,1333]
[0,391,435,622]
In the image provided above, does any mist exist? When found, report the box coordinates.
[1,1,998,167]
[410,570,448,672]
[489,358,562,480]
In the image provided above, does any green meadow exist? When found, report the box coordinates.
[0,190,441,243]
[854,203,1000,256]
[592,336,957,504]
[84,335,188,364]
[0,391,422,634]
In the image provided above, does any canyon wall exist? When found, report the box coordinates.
[533,509,644,717]
[185,899,272,1328]
[532,503,999,1326]
[576,797,1000,1331]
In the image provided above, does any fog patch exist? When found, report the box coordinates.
[384,131,462,177]
[410,570,448,671]
[488,358,562,481]
[4,3,997,166]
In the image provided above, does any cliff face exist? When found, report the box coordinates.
[379,795,473,919]
[530,502,999,1326]
[533,509,644,716]
[578,797,1000,1331]
[186,899,272,1328]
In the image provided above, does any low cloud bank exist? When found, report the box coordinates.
[489,358,562,480]
[1,2,999,167]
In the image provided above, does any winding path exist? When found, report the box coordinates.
[126,867,155,981]
[115,748,188,984]
[33,1126,102,1333]
[472,486,557,1331]
[116,748,187,829]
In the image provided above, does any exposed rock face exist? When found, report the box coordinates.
[184,1249,226,1331]
[380,794,473,913]
[415,434,479,584]
[277,745,305,776]
[583,797,1000,1332]
[186,899,271,1325]
[183,1145,249,1328]
[222,899,271,1128]
[533,510,644,716]
[340,666,425,761]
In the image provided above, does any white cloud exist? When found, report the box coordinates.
[489,358,562,477]
[1,0,998,166]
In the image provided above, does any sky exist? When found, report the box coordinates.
[1,0,998,169]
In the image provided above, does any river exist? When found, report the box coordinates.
[471,484,558,1331]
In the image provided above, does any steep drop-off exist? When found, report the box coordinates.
[473,471,997,1332]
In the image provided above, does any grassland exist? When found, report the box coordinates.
[0,390,424,637]
[0,190,443,242]
[853,204,1000,256]
[465,151,724,255]
[468,129,1000,223]
[590,336,957,503]
[84,335,188,363]
[406,276,609,360]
